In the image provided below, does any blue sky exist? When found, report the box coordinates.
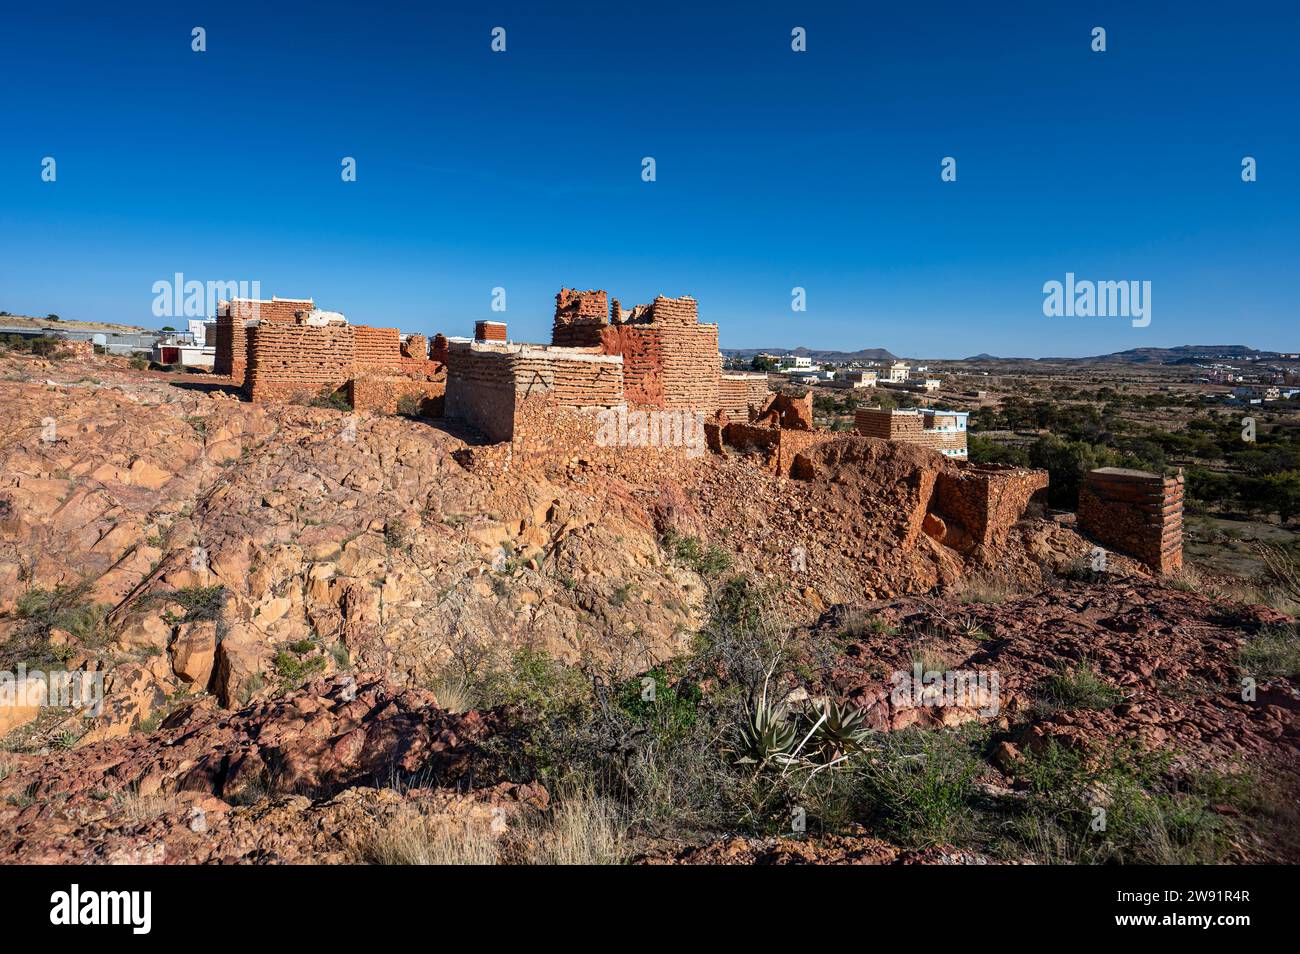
[1,1,1295,358]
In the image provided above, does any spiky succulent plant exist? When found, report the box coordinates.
[736,690,797,766]
[809,699,872,760]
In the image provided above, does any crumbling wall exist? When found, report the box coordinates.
[600,324,664,407]
[756,392,814,430]
[1078,468,1184,574]
[214,298,313,384]
[244,323,354,402]
[718,373,770,422]
[933,465,1050,554]
[348,373,445,415]
[553,289,609,347]
[352,325,404,373]
[710,422,834,475]
[57,339,95,360]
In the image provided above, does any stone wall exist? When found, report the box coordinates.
[600,324,664,407]
[552,289,609,347]
[718,373,770,422]
[1078,467,1184,574]
[348,373,446,415]
[244,323,355,402]
[57,339,95,360]
[214,298,314,384]
[443,341,625,443]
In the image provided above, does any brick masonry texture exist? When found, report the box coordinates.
[244,323,354,403]
[1078,467,1184,574]
[214,298,314,385]
[552,289,609,347]
[933,465,1050,554]
[475,321,508,343]
[718,373,771,423]
[443,341,625,443]
[240,312,445,406]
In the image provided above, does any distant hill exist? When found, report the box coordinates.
[1045,345,1286,365]
[0,313,149,334]
[721,346,898,363]
[952,345,1294,365]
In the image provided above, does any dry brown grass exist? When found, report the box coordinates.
[354,808,500,865]
[949,573,1028,605]
[517,788,629,866]
[115,789,183,824]
[428,673,475,714]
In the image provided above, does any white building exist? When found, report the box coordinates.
[886,361,910,382]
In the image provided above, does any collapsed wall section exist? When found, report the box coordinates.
[933,465,1050,554]
[552,289,609,347]
[1078,468,1184,574]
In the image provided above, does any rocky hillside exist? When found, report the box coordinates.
[1,349,1296,864]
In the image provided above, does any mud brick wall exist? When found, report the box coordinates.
[444,342,624,443]
[401,335,428,359]
[600,324,664,406]
[348,374,446,415]
[933,466,1050,553]
[550,355,625,407]
[444,343,523,443]
[244,323,354,402]
[1078,468,1184,574]
[475,321,508,343]
[659,322,719,411]
[645,295,699,326]
[352,325,404,373]
[718,373,769,422]
[553,289,609,347]
[214,298,313,383]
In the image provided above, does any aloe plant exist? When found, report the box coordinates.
[736,689,797,766]
[809,699,872,760]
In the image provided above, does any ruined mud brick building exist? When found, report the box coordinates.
[224,297,444,412]
[443,332,626,444]
[1078,467,1184,573]
[213,298,316,386]
[552,289,724,412]
[443,289,769,444]
[854,407,969,458]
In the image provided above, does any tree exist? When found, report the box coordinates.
[46,314,61,321]
[750,355,778,372]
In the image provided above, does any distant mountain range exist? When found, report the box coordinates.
[722,344,1296,365]
[967,345,1294,365]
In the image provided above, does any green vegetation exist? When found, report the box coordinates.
[0,333,62,357]
[661,530,733,577]
[308,386,352,411]
[1240,624,1300,679]
[1039,661,1124,711]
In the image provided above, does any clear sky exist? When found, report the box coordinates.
[1,1,1295,358]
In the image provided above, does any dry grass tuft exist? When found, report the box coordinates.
[518,788,629,866]
[949,573,1027,605]
[355,809,500,865]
